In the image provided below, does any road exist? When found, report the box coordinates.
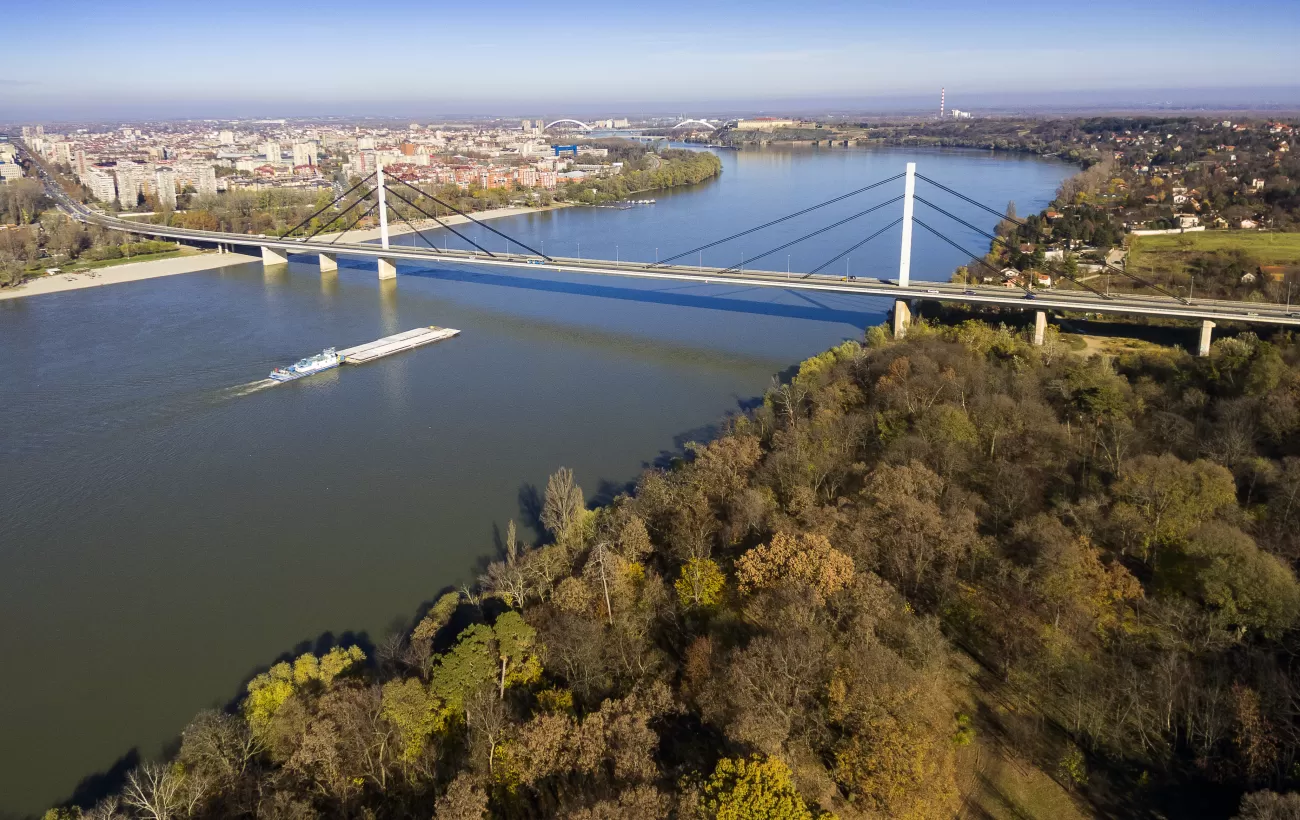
[17,139,1300,330]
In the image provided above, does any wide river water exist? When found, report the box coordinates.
[0,145,1070,814]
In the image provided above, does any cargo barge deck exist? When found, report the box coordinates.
[336,326,460,364]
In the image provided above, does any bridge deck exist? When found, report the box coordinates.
[17,135,1300,332]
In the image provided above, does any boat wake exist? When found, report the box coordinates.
[217,379,279,400]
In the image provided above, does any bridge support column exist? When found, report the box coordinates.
[1033,310,1047,346]
[261,246,288,266]
[892,300,911,339]
[1198,320,1215,357]
[319,252,338,272]
[377,258,397,280]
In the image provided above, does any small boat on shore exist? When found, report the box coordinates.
[269,348,340,382]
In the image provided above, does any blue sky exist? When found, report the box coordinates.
[3,0,1298,119]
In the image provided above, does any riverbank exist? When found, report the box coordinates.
[0,144,1075,815]
[0,250,258,301]
[314,203,569,243]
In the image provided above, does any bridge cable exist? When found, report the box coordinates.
[913,195,1111,300]
[389,177,548,260]
[381,185,497,257]
[911,218,1034,296]
[915,172,1185,303]
[720,195,904,275]
[327,199,383,245]
[653,172,905,267]
[808,217,903,276]
[276,172,376,239]
[375,187,446,254]
[303,189,378,241]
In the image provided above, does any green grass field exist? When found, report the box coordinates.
[1129,231,1300,270]
[61,247,196,272]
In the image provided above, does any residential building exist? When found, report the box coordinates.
[155,167,177,209]
[352,150,377,175]
[193,164,217,196]
[84,168,117,202]
[0,160,24,182]
[219,130,235,146]
[262,141,281,163]
[115,161,149,206]
[291,141,318,167]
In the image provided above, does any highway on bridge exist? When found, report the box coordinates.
[19,139,1300,338]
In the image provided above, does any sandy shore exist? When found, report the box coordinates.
[0,251,259,301]
[0,204,561,301]
[314,204,564,243]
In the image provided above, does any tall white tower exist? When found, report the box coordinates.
[939,88,946,119]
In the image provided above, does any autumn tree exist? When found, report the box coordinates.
[735,531,855,602]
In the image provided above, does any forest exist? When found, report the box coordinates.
[556,149,723,205]
[45,317,1300,819]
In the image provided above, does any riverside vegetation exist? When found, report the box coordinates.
[46,317,1300,819]
[3,143,720,289]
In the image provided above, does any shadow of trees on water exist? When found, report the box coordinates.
[48,384,783,815]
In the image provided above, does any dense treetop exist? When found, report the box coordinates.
[48,317,1300,819]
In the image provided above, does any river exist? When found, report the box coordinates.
[0,145,1070,815]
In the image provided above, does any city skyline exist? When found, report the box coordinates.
[4,0,1299,119]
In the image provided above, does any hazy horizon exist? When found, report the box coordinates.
[5,86,1300,127]
[3,0,1298,122]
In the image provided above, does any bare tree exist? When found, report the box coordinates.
[179,710,263,783]
[542,467,586,542]
[121,762,186,820]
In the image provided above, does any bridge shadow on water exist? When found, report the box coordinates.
[327,257,889,328]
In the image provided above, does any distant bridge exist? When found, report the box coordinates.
[17,139,1296,357]
[543,119,594,131]
[671,119,718,130]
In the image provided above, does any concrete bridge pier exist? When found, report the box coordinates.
[262,246,288,266]
[892,300,912,339]
[319,252,338,272]
[1033,310,1047,346]
[377,258,397,280]
[1198,320,1215,357]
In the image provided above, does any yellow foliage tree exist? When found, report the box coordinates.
[832,715,954,820]
[702,755,817,820]
[381,677,442,762]
[735,532,855,601]
[243,645,366,736]
[676,557,726,609]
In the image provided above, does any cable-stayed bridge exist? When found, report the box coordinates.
[19,141,1300,356]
